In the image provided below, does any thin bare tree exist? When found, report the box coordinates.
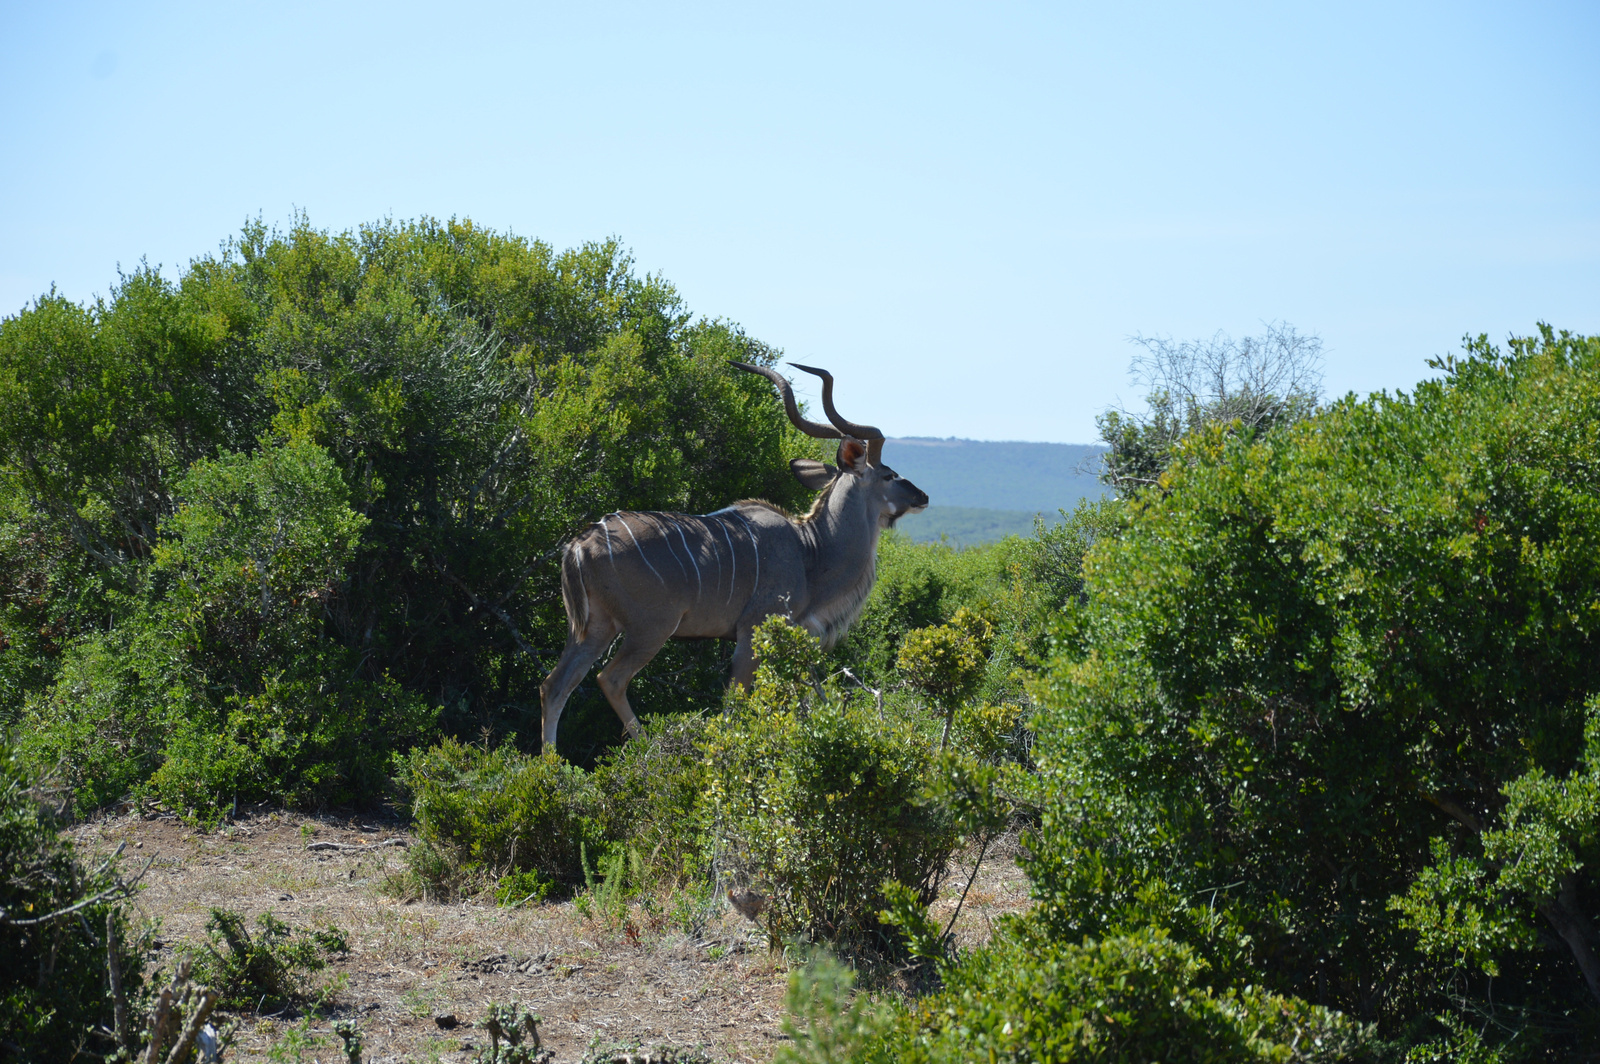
[1098,321,1324,492]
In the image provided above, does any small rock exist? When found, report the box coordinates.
[435,1014,459,1030]
[459,1040,476,1051]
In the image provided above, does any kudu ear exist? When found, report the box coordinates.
[789,459,837,490]
[835,437,870,473]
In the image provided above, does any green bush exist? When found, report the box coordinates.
[782,927,1373,1064]
[899,606,994,746]
[703,618,965,950]
[774,951,897,1064]
[0,743,147,1058]
[191,908,348,1010]
[400,738,604,897]
[493,870,554,907]
[147,662,435,820]
[0,480,104,731]
[898,607,993,707]
[18,438,437,818]
[587,714,711,888]
[402,715,713,902]
[13,621,182,813]
[1028,327,1600,1049]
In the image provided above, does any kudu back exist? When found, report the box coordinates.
[538,363,929,747]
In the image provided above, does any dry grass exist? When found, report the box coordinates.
[72,811,1030,1063]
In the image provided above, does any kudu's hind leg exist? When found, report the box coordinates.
[539,621,617,749]
[595,621,678,739]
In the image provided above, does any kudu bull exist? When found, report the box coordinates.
[539,363,929,746]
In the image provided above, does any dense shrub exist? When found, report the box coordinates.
[399,738,604,897]
[701,618,969,950]
[780,930,1373,1064]
[0,743,146,1058]
[19,439,436,818]
[13,621,180,813]
[1026,327,1600,1052]
[401,715,714,901]
[586,715,711,888]
[191,908,348,1010]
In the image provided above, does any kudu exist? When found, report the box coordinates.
[538,363,929,746]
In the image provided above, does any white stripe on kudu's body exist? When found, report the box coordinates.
[538,363,930,749]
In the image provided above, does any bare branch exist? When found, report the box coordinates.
[1099,322,1324,492]
[108,912,131,1053]
[429,552,555,660]
[0,844,154,927]
[162,987,218,1064]
[939,831,994,950]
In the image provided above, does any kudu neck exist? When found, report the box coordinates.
[800,473,883,581]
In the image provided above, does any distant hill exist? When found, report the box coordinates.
[893,506,1053,548]
[882,438,1109,547]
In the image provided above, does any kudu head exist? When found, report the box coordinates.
[730,361,930,528]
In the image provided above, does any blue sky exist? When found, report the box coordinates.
[2,1,1596,443]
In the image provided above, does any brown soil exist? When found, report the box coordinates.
[71,811,1031,1063]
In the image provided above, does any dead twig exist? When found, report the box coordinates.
[163,987,218,1064]
[141,987,175,1064]
[108,912,131,1053]
[306,838,407,853]
[834,668,884,715]
[939,831,994,949]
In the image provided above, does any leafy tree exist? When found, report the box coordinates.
[898,607,994,747]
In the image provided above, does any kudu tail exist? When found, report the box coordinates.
[560,542,590,642]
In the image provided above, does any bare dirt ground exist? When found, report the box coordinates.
[71,811,1032,1063]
